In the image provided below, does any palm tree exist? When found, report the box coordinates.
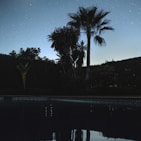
[48,26,79,56]
[48,26,85,76]
[68,6,114,68]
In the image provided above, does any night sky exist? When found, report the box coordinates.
[0,0,141,65]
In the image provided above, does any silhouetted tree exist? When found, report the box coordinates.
[68,6,114,79]
[17,47,41,60]
[9,47,41,60]
[48,26,85,77]
[9,47,41,89]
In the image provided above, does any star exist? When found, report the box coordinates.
[29,2,33,7]
[130,21,134,25]
[129,9,132,13]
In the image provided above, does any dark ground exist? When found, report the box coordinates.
[0,87,141,96]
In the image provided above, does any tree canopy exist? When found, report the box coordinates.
[48,26,85,74]
[68,6,114,67]
[9,47,41,61]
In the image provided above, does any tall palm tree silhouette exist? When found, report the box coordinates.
[68,6,114,79]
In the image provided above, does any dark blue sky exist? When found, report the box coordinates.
[0,0,141,65]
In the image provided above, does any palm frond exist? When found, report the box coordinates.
[100,26,114,34]
[94,10,110,25]
[98,10,110,19]
[94,35,106,46]
[79,6,87,16]
[99,19,111,26]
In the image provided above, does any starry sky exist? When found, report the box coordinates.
[0,0,141,65]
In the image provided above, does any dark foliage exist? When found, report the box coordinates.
[0,53,86,92]
[48,26,85,76]
[90,57,141,90]
[1,52,141,95]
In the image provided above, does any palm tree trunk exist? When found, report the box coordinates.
[86,129,90,141]
[87,34,91,67]
[86,33,91,81]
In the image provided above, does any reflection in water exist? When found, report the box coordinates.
[0,96,140,141]
[75,129,83,141]
[39,129,133,141]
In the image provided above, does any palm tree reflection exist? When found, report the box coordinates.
[51,129,90,141]
[75,129,83,141]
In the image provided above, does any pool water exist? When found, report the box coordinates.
[0,96,140,141]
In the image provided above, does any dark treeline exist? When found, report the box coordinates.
[0,53,59,90]
[0,52,86,93]
[90,57,141,90]
[0,52,141,95]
